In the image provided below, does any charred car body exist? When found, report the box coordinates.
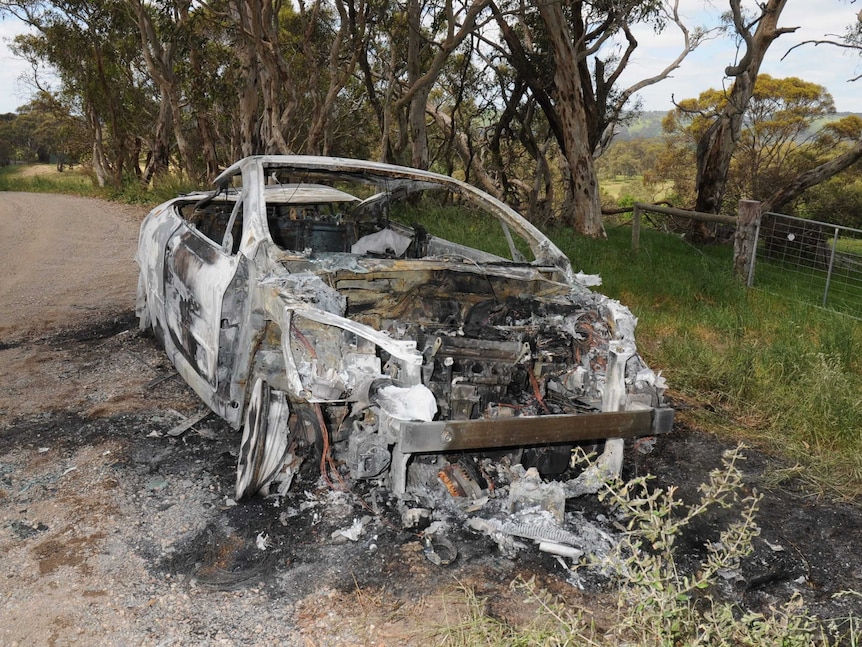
[136,156,672,508]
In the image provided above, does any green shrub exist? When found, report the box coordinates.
[434,447,845,646]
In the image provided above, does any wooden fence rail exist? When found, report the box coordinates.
[629,201,760,283]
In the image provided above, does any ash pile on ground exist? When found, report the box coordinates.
[1,313,860,645]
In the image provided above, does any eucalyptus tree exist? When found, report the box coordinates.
[180,4,234,179]
[2,0,153,186]
[15,91,90,169]
[425,40,561,223]
[672,75,835,205]
[484,0,702,237]
[760,115,862,214]
[663,0,862,227]
[425,43,516,197]
[692,0,797,223]
[302,0,368,154]
[128,0,198,181]
[193,0,369,157]
[660,75,862,219]
[350,0,491,167]
[130,0,285,179]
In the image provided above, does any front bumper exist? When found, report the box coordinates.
[397,407,674,453]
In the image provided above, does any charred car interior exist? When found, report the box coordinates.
[136,156,673,558]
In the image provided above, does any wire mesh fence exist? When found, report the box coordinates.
[751,212,862,319]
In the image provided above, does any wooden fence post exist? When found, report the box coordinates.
[733,200,761,283]
[632,203,642,252]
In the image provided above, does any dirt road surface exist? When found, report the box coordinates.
[1,193,860,646]
[0,192,140,341]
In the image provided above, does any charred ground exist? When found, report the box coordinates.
[1,312,860,645]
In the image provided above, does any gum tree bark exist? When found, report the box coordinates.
[537,0,604,237]
[694,0,797,221]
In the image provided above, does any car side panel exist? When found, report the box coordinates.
[162,226,240,387]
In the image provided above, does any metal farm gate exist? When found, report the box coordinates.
[750,213,862,319]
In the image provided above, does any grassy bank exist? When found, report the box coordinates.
[0,163,99,195]
[0,163,201,205]
[555,224,862,500]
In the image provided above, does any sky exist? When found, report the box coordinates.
[0,2,860,115]
[617,1,862,113]
[0,16,32,114]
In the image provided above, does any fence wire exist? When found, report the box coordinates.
[752,212,862,319]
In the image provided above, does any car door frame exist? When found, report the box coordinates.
[158,171,257,424]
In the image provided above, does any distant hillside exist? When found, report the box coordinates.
[615,111,668,140]
[614,110,862,141]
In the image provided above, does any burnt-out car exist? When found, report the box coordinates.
[135,156,672,504]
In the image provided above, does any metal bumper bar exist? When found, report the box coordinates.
[397,407,674,453]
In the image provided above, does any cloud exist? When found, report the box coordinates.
[0,17,35,113]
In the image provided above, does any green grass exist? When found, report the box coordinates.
[833,237,862,254]
[0,164,98,195]
[389,196,535,260]
[0,163,203,205]
[599,176,673,203]
[554,225,862,499]
[754,256,862,319]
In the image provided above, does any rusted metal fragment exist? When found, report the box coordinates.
[397,407,673,453]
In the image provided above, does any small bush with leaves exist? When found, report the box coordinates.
[436,445,844,646]
[597,444,827,646]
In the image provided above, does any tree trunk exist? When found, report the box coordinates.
[537,0,604,238]
[167,84,196,178]
[405,0,428,169]
[230,0,297,155]
[188,42,221,181]
[130,0,198,180]
[237,58,260,157]
[92,44,125,187]
[142,88,172,185]
[307,0,361,155]
[86,103,108,188]
[410,86,432,169]
[392,0,489,169]
[694,0,795,223]
[761,141,862,214]
[195,109,221,182]
[232,4,261,157]
[261,0,296,153]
